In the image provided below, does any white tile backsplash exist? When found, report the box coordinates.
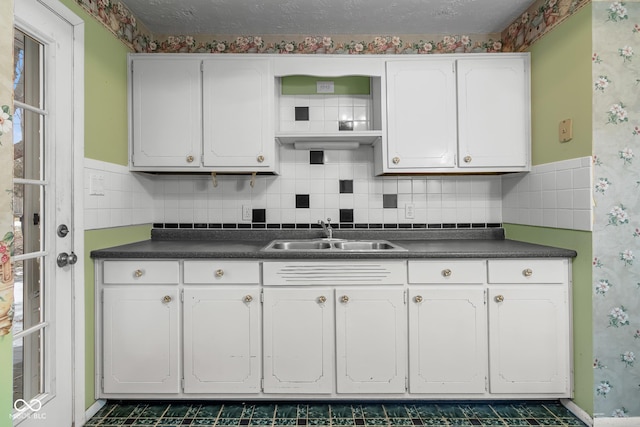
[501,156,593,231]
[84,152,592,232]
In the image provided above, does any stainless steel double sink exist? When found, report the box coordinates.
[261,239,406,252]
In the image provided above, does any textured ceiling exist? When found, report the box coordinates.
[121,0,535,36]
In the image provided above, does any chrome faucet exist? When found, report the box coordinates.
[318,218,333,240]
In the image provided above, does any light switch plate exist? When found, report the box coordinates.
[89,174,105,195]
[559,119,573,143]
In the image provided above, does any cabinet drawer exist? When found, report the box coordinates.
[103,260,180,284]
[184,260,260,284]
[487,259,567,284]
[408,260,485,284]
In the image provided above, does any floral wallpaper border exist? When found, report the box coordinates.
[591,0,640,419]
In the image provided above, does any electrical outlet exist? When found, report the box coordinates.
[405,203,415,219]
[242,205,252,221]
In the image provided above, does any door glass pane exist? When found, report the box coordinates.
[13,28,46,410]
[13,331,44,404]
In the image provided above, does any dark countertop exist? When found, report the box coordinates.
[90,228,577,259]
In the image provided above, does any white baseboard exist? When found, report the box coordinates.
[84,399,107,424]
[593,417,640,427]
[560,399,593,426]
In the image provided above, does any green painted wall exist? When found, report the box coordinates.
[507,3,594,416]
[528,4,592,166]
[60,0,131,166]
[84,225,151,409]
[281,76,371,95]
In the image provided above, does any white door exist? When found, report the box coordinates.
[385,60,457,170]
[335,287,406,394]
[102,286,180,394]
[408,287,487,394]
[13,0,81,424]
[202,58,275,170]
[183,287,261,393]
[488,285,569,394]
[130,57,202,168]
[457,57,529,168]
[263,287,333,393]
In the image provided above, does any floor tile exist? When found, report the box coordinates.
[87,400,587,427]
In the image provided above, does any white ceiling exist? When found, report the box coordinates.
[121,0,535,36]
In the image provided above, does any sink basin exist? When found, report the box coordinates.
[261,239,406,252]
[268,241,332,250]
[332,241,398,251]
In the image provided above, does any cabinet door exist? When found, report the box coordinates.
[130,58,202,168]
[408,287,486,394]
[385,60,457,170]
[457,57,529,169]
[203,58,275,170]
[488,285,569,394]
[102,286,180,393]
[335,287,407,393]
[183,287,261,393]
[263,288,333,393]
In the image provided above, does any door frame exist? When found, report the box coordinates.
[14,0,85,424]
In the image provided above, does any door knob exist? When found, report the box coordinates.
[57,252,78,267]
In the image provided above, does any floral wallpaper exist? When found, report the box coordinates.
[592,0,640,419]
[0,1,14,337]
[501,0,591,52]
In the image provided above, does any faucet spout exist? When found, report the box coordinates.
[318,218,333,240]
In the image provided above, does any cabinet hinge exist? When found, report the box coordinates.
[200,61,204,72]
[181,378,185,390]
[261,378,264,390]
[260,291,264,303]
[181,289,184,302]
[403,290,407,304]
[483,289,487,305]
[405,377,409,391]
[452,61,456,74]
[101,377,104,390]
[101,289,104,304]
[485,376,488,391]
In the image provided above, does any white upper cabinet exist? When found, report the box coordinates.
[129,54,277,173]
[385,59,457,170]
[377,53,530,174]
[457,57,529,169]
[203,58,275,171]
[130,57,202,168]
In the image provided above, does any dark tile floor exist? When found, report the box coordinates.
[85,401,587,427]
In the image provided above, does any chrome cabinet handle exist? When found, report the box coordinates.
[257,155,265,163]
[186,155,195,163]
[441,269,452,277]
[341,295,349,303]
[495,295,504,303]
[318,296,326,303]
[463,155,472,163]
[162,295,172,303]
[134,269,144,278]
[414,295,423,303]
[392,157,400,164]
[244,295,253,303]
[523,268,533,277]
[215,269,224,277]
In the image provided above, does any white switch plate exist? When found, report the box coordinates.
[242,205,252,221]
[89,174,105,196]
[316,81,335,93]
[405,203,415,219]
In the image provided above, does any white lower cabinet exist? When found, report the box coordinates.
[487,259,570,395]
[335,287,406,393]
[102,286,180,394]
[408,287,487,394]
[262,287,334,393]
[97,257,571,399]
[183,287,261,393]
